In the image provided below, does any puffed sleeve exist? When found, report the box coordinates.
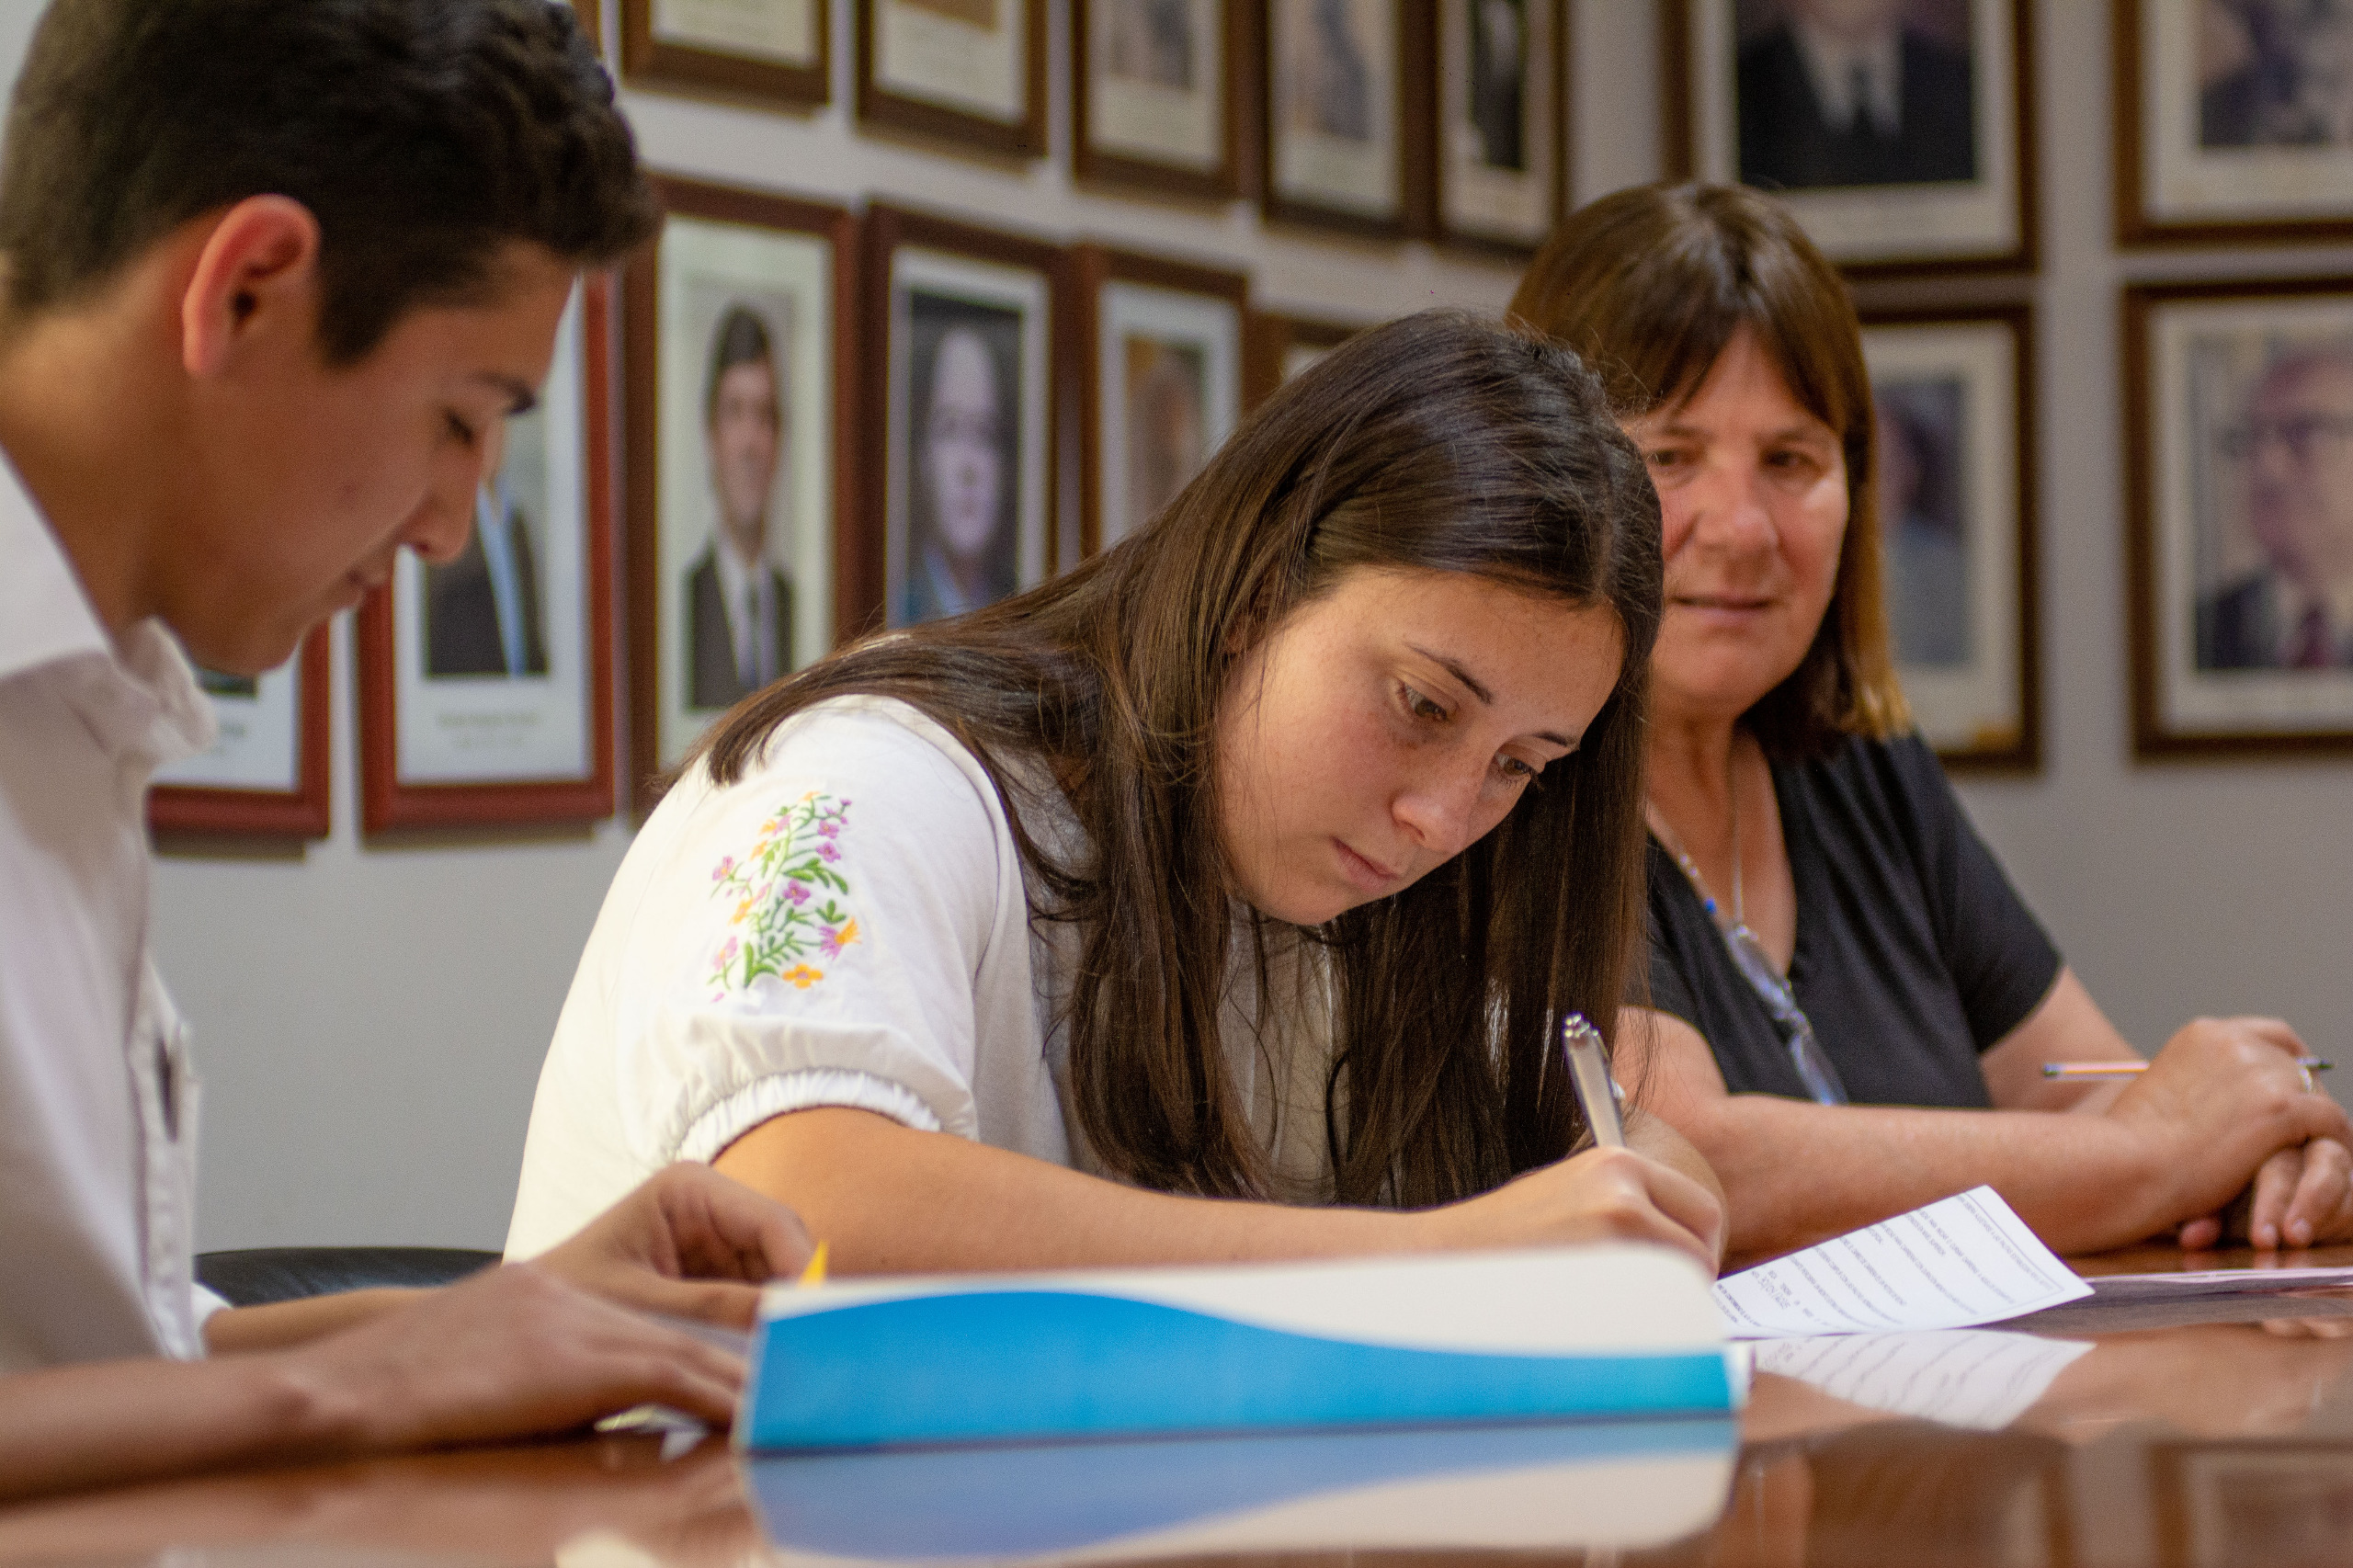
[606,700,1022,1167]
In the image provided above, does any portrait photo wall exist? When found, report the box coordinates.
[1072,245,1247,554]
[356,281,617,832]
[1434,0,1565,252]
[1668,0,2037,274]
[1074,0,1240,199]
[625,177,858,802]
[865,206,1062,635]
[1243,311,1365,409]
[858,0,1048,157]
[1860,304,2039,770]
[620,0,830,109]
[2126,277,2353,757]
[1262,0,1418,235]
[149,631,333,838]
[2115,0,2353,246]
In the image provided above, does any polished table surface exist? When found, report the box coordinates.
[7,1246,2353,1567]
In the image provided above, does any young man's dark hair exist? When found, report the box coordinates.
[704,303,778,426]
[0,0,659,362]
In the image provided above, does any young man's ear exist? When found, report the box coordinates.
[179,195,322,379]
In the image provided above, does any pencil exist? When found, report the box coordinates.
[2040,1058,2332,1079]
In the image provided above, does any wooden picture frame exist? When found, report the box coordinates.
[2113,0,2353,248]
[571,0,601,51]
[863,204,1063,630]
[623,176,859,812]
[1859,302,2040,772]
[856,0,1048,160]
[2126,276,2353,759]
[150,629,333,838]
[1432,0,1566,254]
[1663,0,2038,277]
[1074,0,1244,199]
[1258,0,1426,238]
[356,279,618,832]
[1243,310,1364,409]
[1070,244,1248,555]
[620,0,829,110]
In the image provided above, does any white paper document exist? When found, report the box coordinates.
[2086,1265,2353,1301]
[1712,1187,2091,1338]
[1752,1329,2093,1430]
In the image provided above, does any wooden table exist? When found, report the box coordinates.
[5,1247,2353,1567]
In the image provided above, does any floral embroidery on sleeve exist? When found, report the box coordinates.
[707,792,859,998]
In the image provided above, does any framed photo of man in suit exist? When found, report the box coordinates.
[1666,0,2035,273]
[355,280,618,830]
[625,177,858,806]
[1434,0,1564,252]
[1261,0,1419,237]
[2128,277,2353,756]
[1074,0,1241,198]
[2117,0,2353,246]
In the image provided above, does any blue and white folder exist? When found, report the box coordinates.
[739,1245,1742,1451]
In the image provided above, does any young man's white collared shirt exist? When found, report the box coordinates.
[0,456,215,1372]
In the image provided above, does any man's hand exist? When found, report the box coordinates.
[533,1164,815,1329]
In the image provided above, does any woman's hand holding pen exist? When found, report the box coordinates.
[1416,1144,1725,1274]
[2103,1017,2353,1247]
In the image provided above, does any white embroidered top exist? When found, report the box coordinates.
[504,695,1339,1258]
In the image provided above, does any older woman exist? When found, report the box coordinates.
[1512,183,2353,1266]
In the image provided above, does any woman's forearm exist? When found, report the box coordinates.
[204,1290,424,1355]
[713,1108,1419,1272]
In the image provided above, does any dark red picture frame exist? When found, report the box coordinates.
[355,278,619,832]
[148,627,333,839]
[856,0,1049,160]
[619,0,829,112]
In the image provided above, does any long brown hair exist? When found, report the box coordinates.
[1509,181,1907,756]
[699,312,1661,1207]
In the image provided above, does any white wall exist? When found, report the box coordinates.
[114,0,2353,1250]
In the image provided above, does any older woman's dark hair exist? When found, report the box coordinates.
[1509,181,1908,756]
[698,311,1662,1207]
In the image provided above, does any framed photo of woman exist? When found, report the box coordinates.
[1261,0,1419,236]
[149,629,332,838]
[355,280,617,832]
[1071,244,1247,555]
[864,205,1061,630]
[2126,276,2353,757]
[2115,0,2353,246]
[857,0,1048,158]
[620,0,829,109]
[1665,0,2037,275]
[624,177,858,805]
[1074,0,1241,198]
[1859,303,2040,770]
[1434,0,1565,253]
[1243,309,1366,408]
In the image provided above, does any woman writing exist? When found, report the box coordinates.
[1510,183,2353,1266]
[507,312,1723,1271]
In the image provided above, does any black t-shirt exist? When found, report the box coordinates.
[1643,733,2063,1108]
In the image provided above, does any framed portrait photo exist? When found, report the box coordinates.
[856,0,1048,158]
[624,177,858,803]
[1434,0,1565,252]
[2115,0,2353,246]
[149,630,332,838]
[1860,304,2040,770]
[1074,0,1240,198]
[620,0,829,110]
[1243,309,1365,409]
[1261,0,1417,236]
[356,280,617,832]
[1072,245,1247,554]
[864,206,1061,632]
[571,0,601,50]
[1666,0,2036,275]
[2127,277,2353,757]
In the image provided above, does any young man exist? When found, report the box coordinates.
[0,0,813,1501]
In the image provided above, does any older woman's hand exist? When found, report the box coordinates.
[2182,1136,2353,1251]
[2107,1017,2350,1244]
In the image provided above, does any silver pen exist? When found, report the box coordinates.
[1561,1012,1625,1149]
